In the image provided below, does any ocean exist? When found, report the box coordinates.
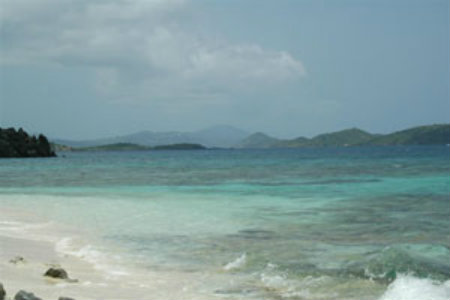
[0,146,449,299]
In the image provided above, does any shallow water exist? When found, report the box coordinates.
[1,146,449,299]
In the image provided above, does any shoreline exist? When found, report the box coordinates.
[2,213,450,300]
[0,207,215,300]
[0,207,139,300]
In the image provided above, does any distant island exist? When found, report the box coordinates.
[53,125,248,148]
[51,124,450,150]
[2,124,448,157]
[0,128,55,158]
[152,143,207,150]
[55,142,207,152]
[236,124,450,148]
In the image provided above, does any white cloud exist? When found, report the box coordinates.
[0,0,306,101]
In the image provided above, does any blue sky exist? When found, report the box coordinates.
[1,0,449,139]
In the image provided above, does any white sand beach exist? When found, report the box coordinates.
[0,207,218,300]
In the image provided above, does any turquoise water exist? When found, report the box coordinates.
[1,147,449,299]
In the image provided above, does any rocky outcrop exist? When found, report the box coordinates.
[14,290,42,300]
[0,128,56,158]
[1,280,75,300]
[44,267,69,279]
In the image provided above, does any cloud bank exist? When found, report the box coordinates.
[1,0,306,102]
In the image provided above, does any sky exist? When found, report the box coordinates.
[0,0,449,140]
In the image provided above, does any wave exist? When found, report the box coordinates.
[55,237,130,279]
[258,266,450,300]
[223,253,247,271]
[257,263,340,299]
[336,245,450,284]
[234,245,450,300]
[379,274,450,300]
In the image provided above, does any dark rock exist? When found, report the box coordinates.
[0,282,5,300]
[14,290,42,300]
[0,127,55,158]
[44,267,69,279]
[58,297,75,300]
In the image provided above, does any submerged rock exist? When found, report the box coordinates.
[0,282,6,300]
[58,297,75,300]
[9,256,26,264]
[14,290,42,300]
[44,267,69,279]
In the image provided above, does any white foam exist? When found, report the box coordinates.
[223,253,247,271]
[55,237,130,279]
[379,275,450,300]
[260,272,334,299]
[0,219,54,241]
[56,237,104,267]
[260,272,288,289]
[54,237,74,254]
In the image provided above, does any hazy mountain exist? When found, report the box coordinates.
[237,128,374,148]
[72,143,206,152]
[235,132,280,148]
[191,125,249,147]
[52,125,248,148]
[276,136,309,148]
[53,124,450,149]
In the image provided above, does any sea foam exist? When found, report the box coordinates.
[223,253,247,271]
[379,274,450,300]
[55,237,130,279]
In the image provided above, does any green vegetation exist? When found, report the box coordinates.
[308,128,374,146]
[279,128,374,148]
[237,128,377,148]
[277,136,310,148]
[0,127,55,158]
[363,124,450,146]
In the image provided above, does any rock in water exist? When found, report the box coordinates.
[0,282,6,300]
[44,267,69,279]
[58,297,75,300]
[14,290,42,300]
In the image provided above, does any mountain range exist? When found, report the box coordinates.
[52,124,450,149]
[53,125,249,148]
